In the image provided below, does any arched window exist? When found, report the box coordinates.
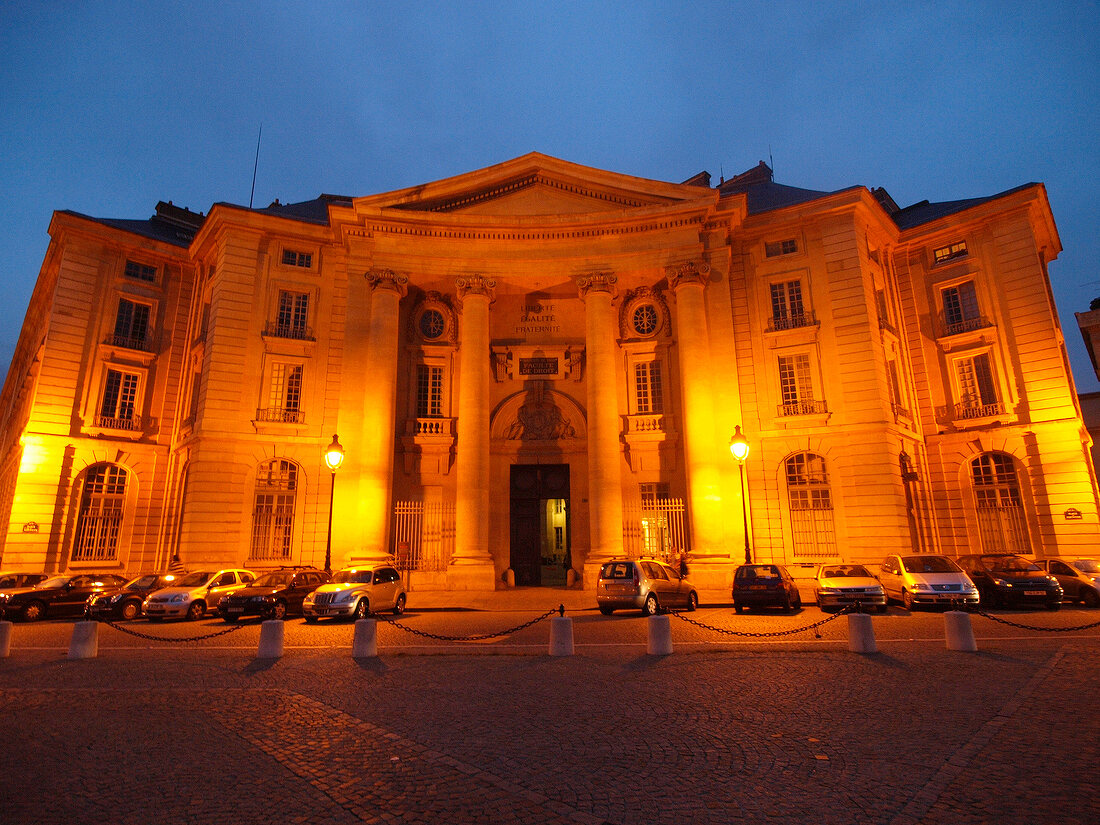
[73,464,128,562]
[250,459,298,561]
[971,452,1030,553]
[785,452,837,557]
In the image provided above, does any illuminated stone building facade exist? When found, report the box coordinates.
[1,154,1097,591]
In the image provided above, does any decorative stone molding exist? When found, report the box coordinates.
[490,382,587,443]
[666,261,711,290]
[455,274,496,304]
[619,286,671,340]
[408,291,457,344]
[576,272,617,299]
[365,268,409,297]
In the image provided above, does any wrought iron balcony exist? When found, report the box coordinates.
[93,414,142,431]
[767,311,816,332]
[106,334,151,352]
[255,407,304,423]
[777,399,829,417]
[954,400,1004,420]
[263,321,314,341]
[940,316,992,338]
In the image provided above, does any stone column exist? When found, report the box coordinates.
[578,273,625,585]
[450,275,497,590]
[668,262,725,559]
[354,269,407,563]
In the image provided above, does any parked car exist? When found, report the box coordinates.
[596,559,698,615]
[957,553,1063,610]
[878,554,980,611]
[732,564,802,613]
[0,572,47,590]
[302,565,406,621]
[85,573,181,620]
[814,564,887,613]
[1031,558,1100,607]
[143,569,255,621]
[0,573,128,622]
[217,567,330,622]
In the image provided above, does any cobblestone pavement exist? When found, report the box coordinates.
[1,608,1098,824]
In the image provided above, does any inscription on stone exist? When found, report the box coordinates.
[515,303,560,335]
[519,357,558,376]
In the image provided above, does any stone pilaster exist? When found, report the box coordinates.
[578,273,625,586]
[668,261,726,560]
[450,274,497,589]
[353,269,407,563]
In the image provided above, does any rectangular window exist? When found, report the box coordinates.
[639,482,670,505]
[124,260,157,282]
[633,362,663,414]
[941,280,981,334]
[778,354,812,405]
[416,364,443,417]
[957,353,998,407]
[769,280,806,329]
[266,363,303,422]
[113,298,151,350]
[274,290,310,338]
[99,369,139,427]
[765,238,799,258]
[281,249,312,268]
[933,240,968,264]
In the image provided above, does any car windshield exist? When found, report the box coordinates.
[332,570,372,584]
[821,565,871,578]
[37,576,72,589]
[900,556,961,574]
[253,571,293,587]
[741,565,780,579]
[600,563,634,579]
[126,575,168,590]
[1072,560,1100,574]
[174,571,215,587]
[982,556,1039,573]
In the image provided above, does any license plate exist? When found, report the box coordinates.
[226,606,244,614]
[1024,591,1045,596]
[750,585,767,590]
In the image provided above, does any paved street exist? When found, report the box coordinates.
[1,600,1098,824]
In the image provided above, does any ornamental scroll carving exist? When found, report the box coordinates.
[576,272,617,299]
[366,268,409,296]
[666,261,711,290]
[455,274,497,303]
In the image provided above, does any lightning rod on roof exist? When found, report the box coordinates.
[769,145,774,175]
[249,123,262,209]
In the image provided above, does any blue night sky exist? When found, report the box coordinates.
[1,1,1097,391]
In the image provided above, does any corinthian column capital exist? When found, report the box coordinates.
[576,272,618,300]
[666,261,711,290]
[456,274,496,304]
[366,268,409,297]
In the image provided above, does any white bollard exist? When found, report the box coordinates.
[352,618,378,657]
[0,621,12,657]
[257,619,285,659]
[944,610,978,652]
[647,614,673,655]
[68,620,99,659]
[847,612,877,654]
[548,616,574,656]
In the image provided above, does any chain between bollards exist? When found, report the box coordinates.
[971,609,1100,632]
[94,616,248,642]
[377,607,561,642]
[668,602,860,638]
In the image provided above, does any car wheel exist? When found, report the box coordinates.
[1082,589,1100,608]
[304,616,318,624]
[643,594,659,616]
[781,593,793,614]
[222,615,238,624]
[186,601,205,621]
[270,601,287,621]
[687,591,698,612]
[793,591,802,609]
[353,599,370,620]
[902,590,915,611]
[119,601,140,621]
[393,594,406,616]
[734,604,744,614]
[599,606,614,616]
[21,600,45,622]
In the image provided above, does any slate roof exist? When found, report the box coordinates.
[61,201,206,247]
[222,194,354,225]
[889,183,1039,230]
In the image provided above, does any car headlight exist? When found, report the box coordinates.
[250,595,270,604]
[170,593,190,603]
[1046,576,1059,585]
[334,590,356,604]
[993,578,1010,587]
[911,583,933,592]
[1091,577,1100,587]
[303,593,315,604]
[964,584,978,594]
[109,594,124,604]
[818,587,839,595]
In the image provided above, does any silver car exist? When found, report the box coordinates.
[1032,558,1100,607]
[814,564,887,613]
[302,565,406,621]
[878,554,979,610]
[596,559,698,616]
[142,569,255,620]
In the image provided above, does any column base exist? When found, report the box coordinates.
[446,560,497,591]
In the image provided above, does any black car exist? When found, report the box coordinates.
[732,563,803,613]
[0,572,128,621]
[0,572,47,589]
[217,567,330,622]
[957,553,1063,610]
[85,573,181,620]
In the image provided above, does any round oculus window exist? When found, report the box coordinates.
[419,308,445,340]
[632,304,659,336]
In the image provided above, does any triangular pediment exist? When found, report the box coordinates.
[354,153,715,216]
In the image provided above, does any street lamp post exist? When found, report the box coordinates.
[323,433,345,574]
[729,425,752,564]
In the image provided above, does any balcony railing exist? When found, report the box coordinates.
[255,407,303,423]
[411,417,453,436]
[106,334,151,352]
[767,311,816,332]
[777,399,829,417]
[891,402,912,421]
[94,414,142,431]
[941,316,992,338]
[626,414,667,434]
[955,400,1005,420]
[263,321,314,341]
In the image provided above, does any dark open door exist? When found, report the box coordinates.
[510,464,569,586]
